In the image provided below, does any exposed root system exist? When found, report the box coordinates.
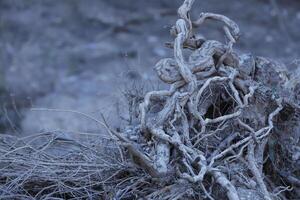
[0,0,299,199]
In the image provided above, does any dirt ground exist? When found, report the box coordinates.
[0,0,300,136]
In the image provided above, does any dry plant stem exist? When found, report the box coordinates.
[139,90,174,131]
[243,85,257,105]
[258,98,283,139]
[148,92,187,175]
[247,142,272,200]
[193,12,240,41]
[178,0,194,30]
[238,119,257,143]
[255,138,268,172]
[139,81,185,131]
[174,19,197,93]
[200,182,215,200]
[211,171,240,200]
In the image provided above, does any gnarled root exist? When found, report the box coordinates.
[115,0,300,199]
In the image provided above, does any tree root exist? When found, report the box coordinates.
[116,0,300,199]
[0,0,299,199]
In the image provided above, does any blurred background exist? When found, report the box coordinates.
[0,0,299,136]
